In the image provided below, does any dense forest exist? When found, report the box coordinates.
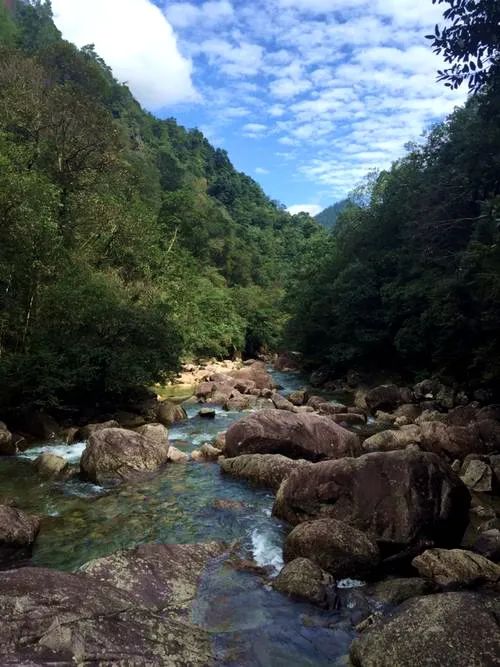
[286,0,500,394]
[0,0,323,412]
[315,200,349,230]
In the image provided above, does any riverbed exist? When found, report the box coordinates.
[0,369,366,665]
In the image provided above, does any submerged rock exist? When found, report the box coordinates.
[0,505,40,568]
[350,592,500,667]
[225,410,360,462]
[220,454,310,490]
[272,557,333,606]
[0,542,226,665]
[412,548,500,588]
[283,518,380,580]
[80,427,170,485]
[274,450,470,556]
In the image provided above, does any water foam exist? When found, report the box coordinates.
[251,528,283,573]
[20,441,87,464]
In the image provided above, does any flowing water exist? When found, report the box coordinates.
[0,369,369,665]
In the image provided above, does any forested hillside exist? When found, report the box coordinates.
[0,1,322,411]
[315,200,349,230]
[286,0,500,393]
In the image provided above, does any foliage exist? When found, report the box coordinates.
[315,199,349,229]
[428,0,500,91]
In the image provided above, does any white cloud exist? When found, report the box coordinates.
[287,204,323,216]
[166,1,234,29]
[242,122,268,138]
[255,167,270,174]
[51,0,198,109]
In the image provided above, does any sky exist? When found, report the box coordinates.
[51,0,468,215]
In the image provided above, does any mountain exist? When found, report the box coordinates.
[315,199,349,229]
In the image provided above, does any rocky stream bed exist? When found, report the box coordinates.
[0,359,499,665]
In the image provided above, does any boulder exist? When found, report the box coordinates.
[195,381,215,400]
[460,458,493,492]
[274,449,470,556]
[230,361,274,390]
[80,428,170,485]
[0,424,15,456]
[318,402,348,416]
[220,454,310,491]
[287,390,309,406]
[412,548,500,588]
[114,411,146,429]
[413,378,440,400]
[274,352,301,372]
[365,385,412,413]
[283,518,380,580]
[225,410,360,462]
[0,542,226,665]
[271,393,297,412]
[73,420,120,442]
[350,592,500,667]
[419,420,499,459]
[472,529,500,562]
[156,401,187,426]
[331,413,366,427]
[234,379,256,394]
[224,395,250,411]
[0,505,40,567]
[135,423,169,445]
[362,426,422,453]
[415,409,446,425]
[272,558,333,606]
[394,404,422,421]
[199,443,222,461]
[167,445,189,464]
[34,453,69,478]
[366,577,433,606]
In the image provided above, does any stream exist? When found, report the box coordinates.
[0,369,367,666]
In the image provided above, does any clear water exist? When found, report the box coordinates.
[0,368,364,665]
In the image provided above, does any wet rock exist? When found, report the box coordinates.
[271,392,298,412]
[350,592,500,667]
[167,445,189,463]
[274,449,470,556]
[318,402,348,416]
[212,499,246,511]
[214,431,226,451]
[81,428,170,485]
[199,408,216,419]
[288,390,309,406]
[272,558,333,606]
[0,505,40,568]
[234,379,256,394]
[199,443,222,461]
[363,426,422,453]
[34,453,69,478]
[366,577,433,606]
[220,454,310,491]
[73,420,120,442]
[283,518,380,580]
[225,410,360,462]
[156,401,187,426]
[412,548,500,588]
[0,542,226,665]
[460,458,493,492]
[135,423,169,445]
[472,529,500,562]
[0,423,15,456]
[224,395,250,411]
[365,385,413,413]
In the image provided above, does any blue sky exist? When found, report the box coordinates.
[52,0,467,215]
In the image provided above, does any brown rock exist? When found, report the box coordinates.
[199,443,222,461]
[225,410,360,462]
[350,592,500,667]
[460,458,493,492]
[230,361,274,390]
[80,428,170,485]
[331,413,366,426]
[167,445,189,463]
[362,426,422,453]
[366,577,433,606]
[283,518,380,579]
[0,505,40,567]
[73,420,120,442]
[34,453,69,478]
[472,529,500,562]
[365,385,412,413]
[288,390,309,406]
[271,392,298,412]
[419,420,499,459]
[272,558,333,605]
[135,423,169,445]
[274,449,470,555]
[156,401,187,426]
[318,402,348,415]
[220,454,310,491]
[412,548,500,588]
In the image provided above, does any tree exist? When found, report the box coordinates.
[428,0,500,92]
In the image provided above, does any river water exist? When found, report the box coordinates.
[0,369,368,666]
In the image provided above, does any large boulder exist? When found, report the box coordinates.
[230,361,274,391]
[365,385,413,413]
[156,401,187,426]
[283,518,380,579]
[135,423,169,445]
[272,558,332,606]
[220,454,310,491]
[350,592,500,667]
[419,420,500,459]
[73,420,120,442]
[412,548,500,588]
[0,542,226,665]
[274,449,470,556]
[0,505,40,567]
[80,428,170,485]
[225,410,360,462]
